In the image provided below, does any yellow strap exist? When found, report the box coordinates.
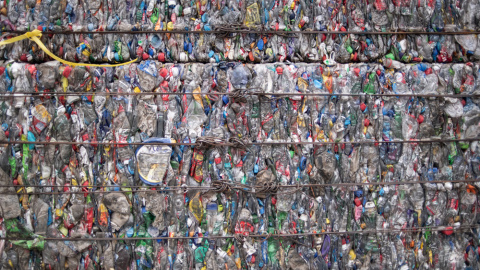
[0,30,138,67]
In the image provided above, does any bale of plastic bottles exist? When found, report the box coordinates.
[0,60,478,269]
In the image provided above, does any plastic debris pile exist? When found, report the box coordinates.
[2,0,480,63]
[3,30,480,64]
[2,0,479,32]
[0,60,478,269]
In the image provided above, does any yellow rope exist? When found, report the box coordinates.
[0,30,138,67]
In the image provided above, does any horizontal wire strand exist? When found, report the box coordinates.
[2,225,478,241]
[2,179,479,195]
[3,30,480,35]
[4,179,479,189]
[1,138,478,146]
[2,91,479,98]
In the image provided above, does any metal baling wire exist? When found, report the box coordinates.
[2,91,480,97]
[1,225,479,241]
[3,30,480,35]
[0,179,479,195]
[0,138,479,147]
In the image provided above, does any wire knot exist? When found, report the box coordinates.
[211,180,231,193]
[196,136,224,149]
[228,137,247,149]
